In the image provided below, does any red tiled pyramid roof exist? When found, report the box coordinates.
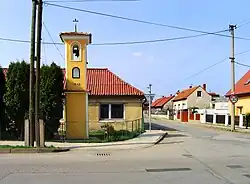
[226,70,250,96]
[173,86,199,101]
[3,68,144,96]
[152,96,174,107]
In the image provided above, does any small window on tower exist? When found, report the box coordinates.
[72,67,80,79]
[72,44,81,61]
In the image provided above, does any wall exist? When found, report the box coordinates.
[64,39,88,91]
[173,99,188,110]
[187,86,212,109]
[63,38,89,139]
[228,95,250,116]
[214,101,228,110]
[88,96,143,131]
[65,92,87,139]
[163,100,173,110]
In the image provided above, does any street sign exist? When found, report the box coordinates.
[229,94,238,104]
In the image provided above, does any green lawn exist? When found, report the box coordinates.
[0,145,32,149]
[55,130,143,143]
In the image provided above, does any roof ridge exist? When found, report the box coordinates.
[87,68,108,70]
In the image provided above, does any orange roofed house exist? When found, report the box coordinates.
[151,95,174,118]
[225,70,250,126]
[173,84,212,122]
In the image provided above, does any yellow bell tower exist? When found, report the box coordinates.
[60,24,92,139]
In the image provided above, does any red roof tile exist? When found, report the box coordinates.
[59,32,92,43]
[226,70,250,96]
[3,68,144,96]
[173,86,199,101]
[152,96,174,107]
[60,32,91,36]
[86,68,144,96]
[152,98,163,107]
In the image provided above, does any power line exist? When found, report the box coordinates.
[44,2,250,41]
[235,61,250,68]
[42,31,48,65]
[183,58,228,81]
[236,18,250,28]
[0,30,228,46]
[93,30,228,45]
[183,48,250,81]
[44,0,139,2]
[42,22,65,61]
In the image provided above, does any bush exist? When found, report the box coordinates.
[40,63,64,140]
[4,61,30,140]
[0,67,6,138]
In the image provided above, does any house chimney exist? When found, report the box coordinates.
[189,85,192,88]
[170,94,172,96]
[203,83,207,91]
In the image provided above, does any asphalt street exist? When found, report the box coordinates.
[1,119,250,184]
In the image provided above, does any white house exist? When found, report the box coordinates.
[173,84,212,121]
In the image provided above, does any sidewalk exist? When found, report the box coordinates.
[151,115,250,134]
[0,130,167,150]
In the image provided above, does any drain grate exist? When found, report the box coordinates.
[96,153,111,156]
[182,154,193,158]
[146,168,191,172]
[244,174,250,178]
[226,165,243,169]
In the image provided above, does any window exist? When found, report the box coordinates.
[71,44,81,61]
[100,104,109,119]
[99,104,124,120]
[72,67,80,78]
[111,104,124,118]
[197,91,202,97]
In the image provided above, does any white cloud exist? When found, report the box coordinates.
[132,52,143,57]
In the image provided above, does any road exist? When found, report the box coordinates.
[1,119,250,184]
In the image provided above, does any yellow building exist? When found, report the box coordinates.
[226,70,250,116]
[60,31,145,139]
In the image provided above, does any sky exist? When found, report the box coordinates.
[1,0,250,99]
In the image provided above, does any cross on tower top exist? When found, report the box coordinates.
[73,18,79,32]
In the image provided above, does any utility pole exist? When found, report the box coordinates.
[28,0,37,147]
[229,24,236,132]
[148,84,152,131]
[35,0,43,148]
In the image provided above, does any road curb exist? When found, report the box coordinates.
[0,147,70,154]
[154,132,168,145]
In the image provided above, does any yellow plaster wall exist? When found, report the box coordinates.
[88,97,143,131]
[66,92,87,139]
[229,96,250,116]
[64,40,87,91]
[63,37,89,139]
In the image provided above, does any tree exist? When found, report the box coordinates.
[0,66,6,138]
[40,62,64,139]
[4,61,30,140]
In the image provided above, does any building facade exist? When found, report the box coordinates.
[60,30,145,139]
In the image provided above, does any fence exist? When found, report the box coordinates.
[57,118,144,141]
[197,109,247,127]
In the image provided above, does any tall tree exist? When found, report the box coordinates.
[0,66,6,138]
[4,61,30,139]
[40,62,64,139]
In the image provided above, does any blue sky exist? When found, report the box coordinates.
[1,0,250,98]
